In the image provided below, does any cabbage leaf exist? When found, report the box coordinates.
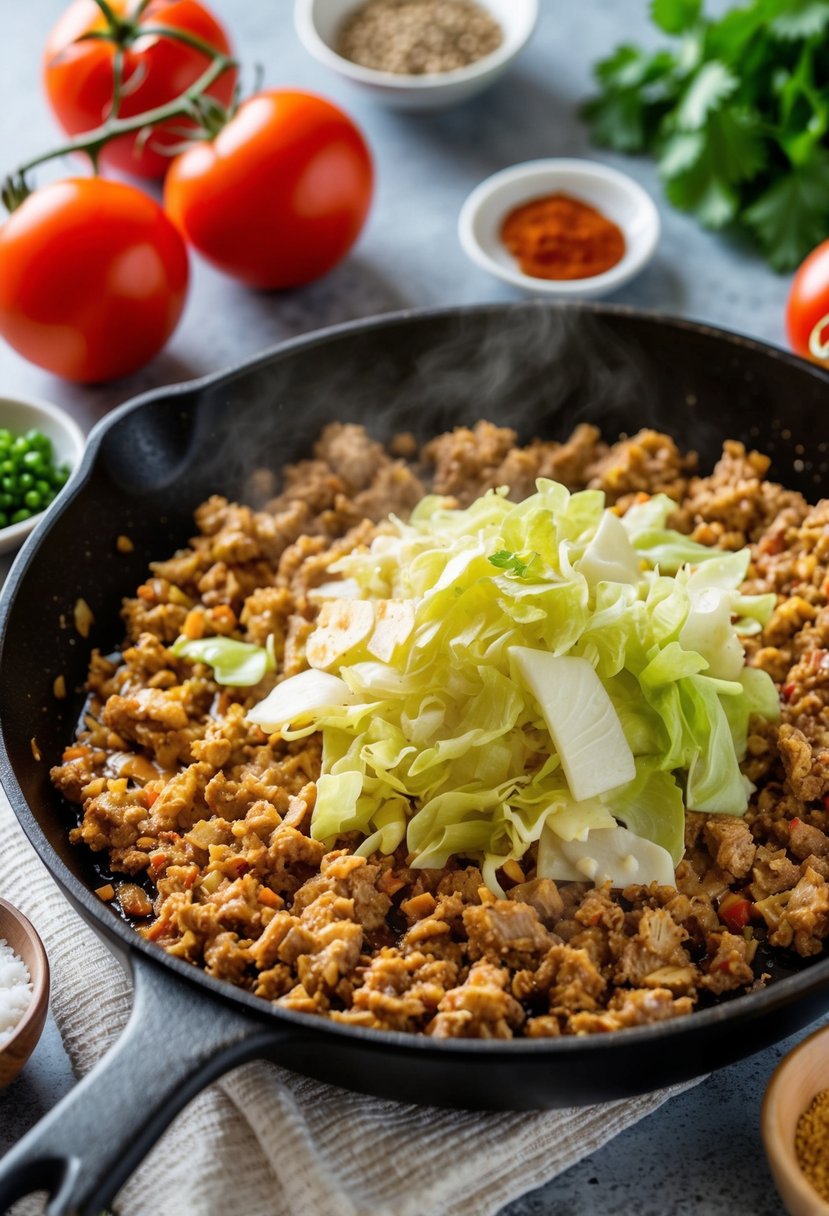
[172,635,272,687]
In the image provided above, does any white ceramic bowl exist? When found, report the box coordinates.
[294,0,538,111]
[0,396,85,556]
[458,158,661,298]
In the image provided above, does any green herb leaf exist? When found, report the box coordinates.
[583,0,829,270]
[659,129,707,177]
[775,39,828,166]
[582,89,651,153]
[675,61,738,128]
[651,0,702,34]
[488,550,534,577]
[771,1,829,41]
[584,46,678,152]
[662,108,765,227]
[666,158,740,227]
[743,150,829,269]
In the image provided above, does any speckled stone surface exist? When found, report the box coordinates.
[0,0,815,1212]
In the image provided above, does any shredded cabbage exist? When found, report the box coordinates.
[171,636,272,687]
[247,478,779,891]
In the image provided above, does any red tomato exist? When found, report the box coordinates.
[43,0,236,179]
[0,178,189,383]
[786,239,829,366]
[164,90,374,289]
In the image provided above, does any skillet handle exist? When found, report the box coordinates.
[0,952,284,1216]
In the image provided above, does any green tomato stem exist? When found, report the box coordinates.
[88,0,123,32]
[135,22,231,60]
[8,50,236,186]
[4,0,237,210]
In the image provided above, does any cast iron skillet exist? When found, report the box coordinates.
[1,302,829,1214]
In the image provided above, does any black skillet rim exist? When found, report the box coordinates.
[2,299,829,1059]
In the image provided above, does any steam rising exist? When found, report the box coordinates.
[103,302,822,516]
[224,302,666,508]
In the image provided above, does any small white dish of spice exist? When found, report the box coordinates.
[0,898,49,1089]
[294,0,538,110]
[458,158,661,298]
[763,1021,829,1216]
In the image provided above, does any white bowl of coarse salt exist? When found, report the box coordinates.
[294,0,538,110]
[0,898,49,1088]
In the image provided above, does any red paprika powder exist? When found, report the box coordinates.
[500,192,625,281]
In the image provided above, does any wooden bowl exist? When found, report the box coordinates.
[0,897,49,1088]
[762,1022,829,1216]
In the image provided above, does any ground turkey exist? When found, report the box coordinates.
[50,422,829,1038]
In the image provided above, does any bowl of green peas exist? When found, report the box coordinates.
[0,395,85,555]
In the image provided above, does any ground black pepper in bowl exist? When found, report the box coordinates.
[336,0,503,75]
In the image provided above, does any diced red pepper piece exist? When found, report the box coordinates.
[719,894,752,932]
[782,683,796,701]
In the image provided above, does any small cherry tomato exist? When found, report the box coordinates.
[786,238,829,366]
[43,0,236,179]
[0,178,189,383]
[164,90,374,290]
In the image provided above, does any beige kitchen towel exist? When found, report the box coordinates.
[0,786,699,1216]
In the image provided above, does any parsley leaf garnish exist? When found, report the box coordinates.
[488,550,535,577]
[584,0,829,269]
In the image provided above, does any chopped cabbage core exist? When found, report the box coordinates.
[538,822,676,887]
[510,649,635,800]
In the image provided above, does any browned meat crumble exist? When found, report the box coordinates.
[51,421,829,1037]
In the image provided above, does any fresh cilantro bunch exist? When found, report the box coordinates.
[583,0,829,269]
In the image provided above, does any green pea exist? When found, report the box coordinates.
[25,429,50,452]
[0,426,71,509]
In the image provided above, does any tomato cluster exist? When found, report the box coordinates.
[0,1,373,383]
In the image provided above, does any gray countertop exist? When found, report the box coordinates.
[0,0,815,1212]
